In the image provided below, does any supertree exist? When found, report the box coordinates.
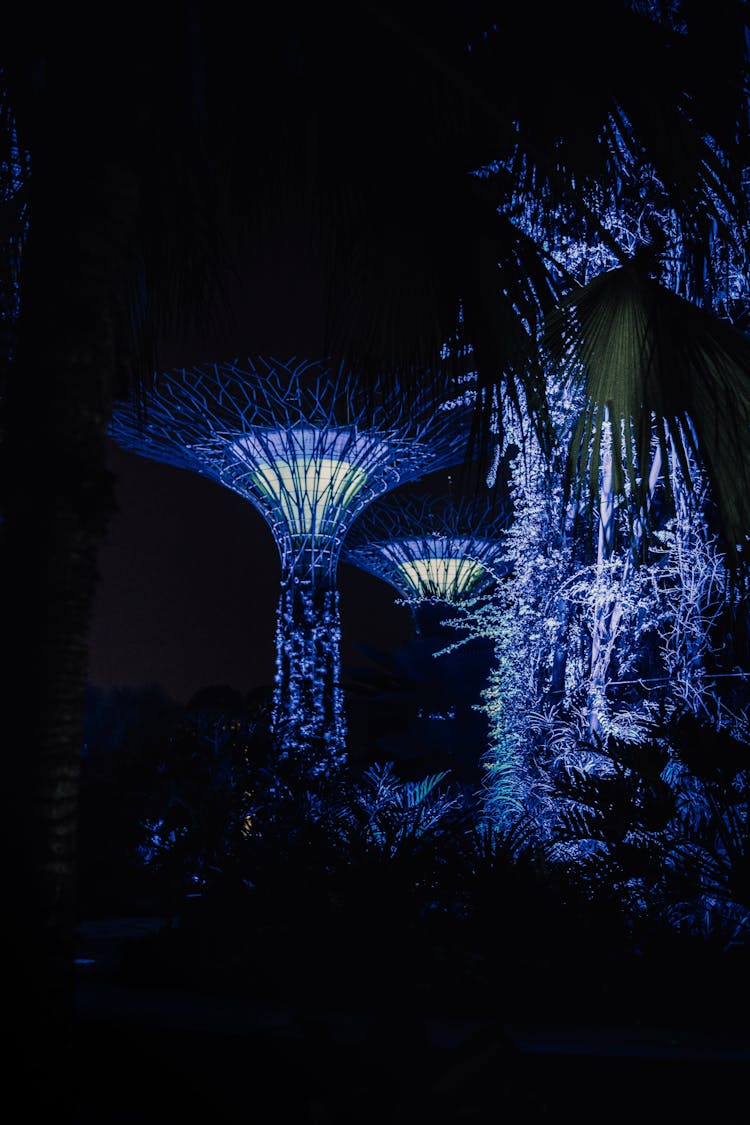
[108,355,472,772]
[343,489,510,634]
[341,489,511,784]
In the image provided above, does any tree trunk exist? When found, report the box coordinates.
[587,419,664,736]
[0,145,138,1118]
[587,411,616,736]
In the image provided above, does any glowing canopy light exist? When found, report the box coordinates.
[232,428,377,539]
[250,457,366,535]
[392,544,489,600]
[109,356,473,768]
[344,491,510,613]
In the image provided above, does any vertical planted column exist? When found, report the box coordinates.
[272,568,343,768]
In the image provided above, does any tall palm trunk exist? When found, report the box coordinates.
[587,409,616,735]
[587,413,664,736]
[0,148,139,1116]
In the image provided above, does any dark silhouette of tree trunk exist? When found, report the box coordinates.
[0,8,229,1115]
[0,124,141,1125]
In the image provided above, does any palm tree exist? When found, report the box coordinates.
[1,1,748,1114]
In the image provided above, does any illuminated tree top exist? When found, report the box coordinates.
[344,490,510,603]
[109,355,474,564]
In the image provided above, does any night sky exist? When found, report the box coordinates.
[88,436,421,706]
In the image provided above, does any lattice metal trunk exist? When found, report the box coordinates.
[109,356,472,771]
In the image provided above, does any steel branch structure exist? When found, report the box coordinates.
[344,490,510,632]
[109,355,472,768]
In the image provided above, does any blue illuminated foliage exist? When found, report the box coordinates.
[432,144,750,944]
[453,346,750,945]
[539,710,750,949]
[101,6,750,958]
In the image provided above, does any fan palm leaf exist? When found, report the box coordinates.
[545,260,750,573]
[203,3,750,441]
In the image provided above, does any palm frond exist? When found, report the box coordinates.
[404,770,451,808]
[545,263,750,572]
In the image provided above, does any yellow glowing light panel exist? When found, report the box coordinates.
[398,556,487,598]
[250,457,368,536]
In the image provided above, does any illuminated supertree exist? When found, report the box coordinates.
[343,490,510,634]
[342,489,510,784]
[108,356,472,771]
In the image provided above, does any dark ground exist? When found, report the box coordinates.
[73,916,750,1124]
